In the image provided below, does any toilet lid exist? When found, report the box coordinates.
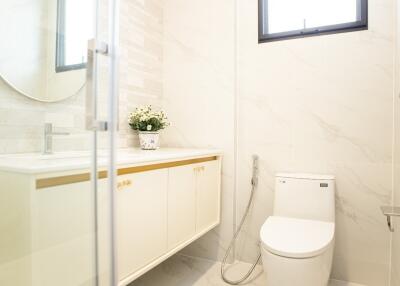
[260,216,335,258]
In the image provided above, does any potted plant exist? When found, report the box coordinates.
[128,105,169,150]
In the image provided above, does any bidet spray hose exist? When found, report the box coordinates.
[251,155,258,187]
[220,155,262,285]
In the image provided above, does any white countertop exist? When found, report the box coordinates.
[0,148,222,174]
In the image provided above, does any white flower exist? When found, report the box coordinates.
[128,105,169,131]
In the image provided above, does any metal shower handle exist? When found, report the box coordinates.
[86,39,109,131]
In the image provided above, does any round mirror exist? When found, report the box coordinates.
[0,0,95,102]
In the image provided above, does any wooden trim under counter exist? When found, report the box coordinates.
[36,156,218,189]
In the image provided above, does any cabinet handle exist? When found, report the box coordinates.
[117,179,132,190]
[193,166,205,173]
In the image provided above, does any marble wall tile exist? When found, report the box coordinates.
[160,0,236,262]
[159,2,396,285]
[236,0,394,285]
[118,0,164,148]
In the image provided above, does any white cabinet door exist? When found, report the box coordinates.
[116,169,168,280]
[31,180,97,286]
[167,165,196,249]
[196,160,221,233]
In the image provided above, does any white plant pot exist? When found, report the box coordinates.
[138,131,160,150]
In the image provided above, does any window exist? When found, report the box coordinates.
[56,0,95,72]
[258,0,368,43]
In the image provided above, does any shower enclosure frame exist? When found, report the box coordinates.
[87,0,120,285]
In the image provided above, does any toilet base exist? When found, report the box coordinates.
[261,245,333,286]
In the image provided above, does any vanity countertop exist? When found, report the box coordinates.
[0,148,222,174]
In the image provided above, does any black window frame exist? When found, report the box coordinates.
[258,0,368,43]
[55,0,87,73]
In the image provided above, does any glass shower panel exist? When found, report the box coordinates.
[391,3,400,284]
[0,0,119,285]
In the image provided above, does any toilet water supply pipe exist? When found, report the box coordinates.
[220,155,262,285]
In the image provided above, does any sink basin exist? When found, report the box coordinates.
[0,148,221,174]
[0,151,109,173]
[0,149,146,163]
[1,151,93,161]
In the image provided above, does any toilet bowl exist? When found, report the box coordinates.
[260,173,335,286]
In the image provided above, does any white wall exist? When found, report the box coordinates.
[236,0,394,285]
[160,2,395,285]
[161,0,236,261]
[117,0,164,148]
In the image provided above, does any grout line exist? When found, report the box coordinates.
[177,253,227,266]
[329,279,367,286]
[389,1,398,285]
[232,0,239,262]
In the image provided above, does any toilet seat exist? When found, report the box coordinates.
[260,216,335,259]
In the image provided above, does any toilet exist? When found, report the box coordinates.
[260,173,335,286]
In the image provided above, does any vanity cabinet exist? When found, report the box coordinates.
[167,164,196,249]
[116,169,168,280]
[195,160,220,233]
[0,151,221,286]
[117,158,221,285]
[166,160,221,250]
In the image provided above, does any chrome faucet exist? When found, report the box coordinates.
[43,123,70,154]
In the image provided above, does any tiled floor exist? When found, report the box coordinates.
[130,254,365,286]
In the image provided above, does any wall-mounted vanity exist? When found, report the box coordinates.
[0,148,222,286]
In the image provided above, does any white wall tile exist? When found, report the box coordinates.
[161,0,236,261]
[236,0,394,285]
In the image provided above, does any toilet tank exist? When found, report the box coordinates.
[274,173,335,222]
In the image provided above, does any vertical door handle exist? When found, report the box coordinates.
[86,39,109,131]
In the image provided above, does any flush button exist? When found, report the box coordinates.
[320,183,328,188]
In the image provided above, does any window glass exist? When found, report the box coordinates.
[259,0,367,42]
[56,0,95,72]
